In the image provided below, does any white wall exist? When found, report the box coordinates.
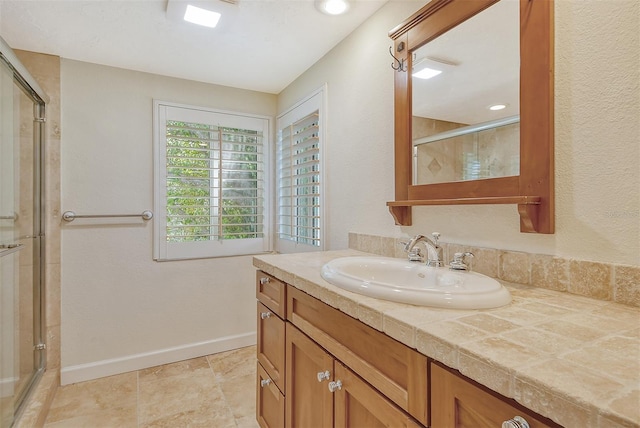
[280,0,640,267]
[60,60,276,383]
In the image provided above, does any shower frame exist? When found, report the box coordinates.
[0,36,48,426]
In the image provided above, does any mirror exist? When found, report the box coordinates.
[411,0,519,185]
[388,0,554,233]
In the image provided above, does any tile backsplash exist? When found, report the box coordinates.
[348,233,640,308]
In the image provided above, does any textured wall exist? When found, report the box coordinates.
[281,0,639,266]
[60,60,276,380]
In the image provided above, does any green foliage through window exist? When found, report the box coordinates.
[165,120,263,242]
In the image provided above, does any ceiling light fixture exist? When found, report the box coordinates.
[183,4,221,28]
[412,67,442,80]
[315,0,350,15]
[412,57,455,80]
[489,104,507,111]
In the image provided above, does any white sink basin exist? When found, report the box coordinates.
[321,256,511,309]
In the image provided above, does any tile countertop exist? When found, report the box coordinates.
[253,250,640,428]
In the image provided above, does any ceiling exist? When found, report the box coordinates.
[0,0,388,94]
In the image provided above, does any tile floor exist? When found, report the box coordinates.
[43,346,258,427]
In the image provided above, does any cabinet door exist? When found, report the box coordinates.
[257,362,285,428]
[431,363,555,428]
[285,323,334,428]
[257,302,285,391]
[334,362,423,428]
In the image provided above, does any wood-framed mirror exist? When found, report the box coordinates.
[387,0,554,233]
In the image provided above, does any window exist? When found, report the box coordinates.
[276,88,326,253]
[154,101,270,260]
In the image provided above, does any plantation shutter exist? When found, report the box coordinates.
[154,102,270,260]
[276,89,325,253]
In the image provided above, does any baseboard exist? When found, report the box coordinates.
[0,376,18,398]
[60,332,256,385]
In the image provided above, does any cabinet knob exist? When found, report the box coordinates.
[317,370,330,382]
[260,378,271,388]
[502,416,530,428]
[259,277,270,285]
[260,311,272,319]
[328,380,342,392]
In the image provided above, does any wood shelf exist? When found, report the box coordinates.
[387,196,543,233]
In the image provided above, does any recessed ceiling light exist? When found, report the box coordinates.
[412,67,442,80]
[315,0,350,15]
[489,104,507,111]
[183,4,221,28]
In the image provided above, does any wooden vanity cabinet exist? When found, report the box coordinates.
[286,322,422,428]
[256,270,557,428]
[431,362,558,428]
[256,272,286,428]
[286,285,429,426]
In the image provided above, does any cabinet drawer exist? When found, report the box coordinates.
[257,362,285,428]
[431,362,558,428]
[256,271,286,318]
[287,285,429,426]
[257,302,285,392]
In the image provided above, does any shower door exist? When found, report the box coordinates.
[0,53,45,428]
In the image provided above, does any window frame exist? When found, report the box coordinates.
[275,86,328,254]
[153,100,272,261]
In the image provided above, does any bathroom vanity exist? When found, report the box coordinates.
[254,250,639,428]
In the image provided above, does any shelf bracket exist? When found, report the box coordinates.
[518,203,539,233]
[389,206,411,226]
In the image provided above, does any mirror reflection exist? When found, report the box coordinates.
[412,0,520,185]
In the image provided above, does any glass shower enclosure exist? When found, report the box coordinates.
[0,38,47,428]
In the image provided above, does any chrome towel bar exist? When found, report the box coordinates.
[62,210,153,222]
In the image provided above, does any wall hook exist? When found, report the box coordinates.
[389,46,407,72]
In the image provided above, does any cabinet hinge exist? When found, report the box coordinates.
[34,117,46,123]
[34,343,46,351]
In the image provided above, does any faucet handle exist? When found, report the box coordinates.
[450,252,474,271]
[431,232,440,245]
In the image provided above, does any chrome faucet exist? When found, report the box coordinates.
[403,232,444,267]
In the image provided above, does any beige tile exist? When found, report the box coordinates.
[138,368,228,426]
[514,374,598,428]
[499,250,530,284]
[518,301,575,317]
[561,336,640,382]
[614,265,640,307]
[459,336,545,370]
[530,254,569,291]
[516,359,624,411]
[457,353,512,397]
[467,246,499,278]
[601,388,640,428]
[383,316,416,347]
[569,259,613,300]
[501,326,583,355]
[456,313,520,334]
[45,372,137,424]
[536,319,609,342]
[415,322,487,368]
[488,304,552,326]
[44,407,138,428]
[219,372,256,420]
[207,346,256,381]
[380,236,398,257]
[139,356,210,381]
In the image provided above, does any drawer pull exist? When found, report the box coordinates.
[260,311,272,319]
[259,277,270,285]
[317,370,330,382]
[328,380,342,392]
[502,416,530,428]
[260,378,271,388]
